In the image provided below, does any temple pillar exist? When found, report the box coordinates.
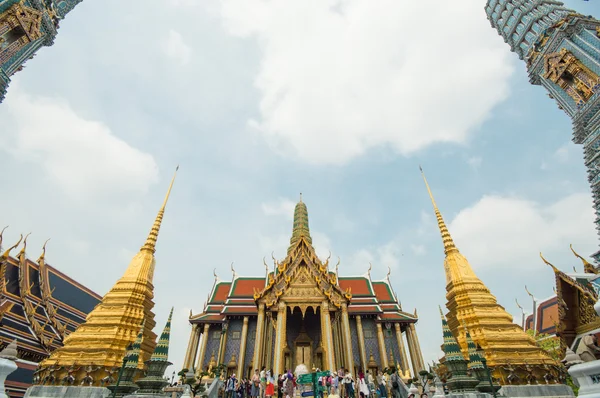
[252,303,266,371]
[183,324,198,369]
[218,322,228,366]
[195,323,211,375]
[394,323,410,375]
[355,316,367,373]
[376,322,388,369]
[408,323,425,371]
[273,301,287,375]
[321,301,335,371]
[341,304,355,373]
[237,316,250,378]
[405,323,424,373]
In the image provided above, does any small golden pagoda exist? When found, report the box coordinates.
[34,168,178,386]
[421,169,559,384]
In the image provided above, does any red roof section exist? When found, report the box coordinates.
[373,282,394,302]
[339,277,373,297]
[230,278,265,298]
[348,305,381,314]
[210,282,232,303]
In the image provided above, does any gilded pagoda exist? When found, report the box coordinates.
[31,168,178,387]
[184,198,425,378]
[421,169,560,384]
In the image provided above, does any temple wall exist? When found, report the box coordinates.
[224,319,244,366]
[349,318,360,368]
[383,326,401,367]
[361,318,380,366]
[202,325,222,370]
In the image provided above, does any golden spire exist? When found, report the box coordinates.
[141,166,178,254]
[1,234,22,262]
[420,166,457,255]
[570,244,598,274]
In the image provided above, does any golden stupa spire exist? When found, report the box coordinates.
[420,166,457,255]
[36,166,179,385]
[421,167,556,383]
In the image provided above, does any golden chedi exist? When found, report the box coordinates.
[420,168,560,385]
[34,168,178,386]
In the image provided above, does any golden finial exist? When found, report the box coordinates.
[0,226,7,249]
[438,305,445,319]
[539,252,559,272]
[1,234,22,260]
[368,262,372,275]
[299,192,303,203]
[515,298,523,312]
[570,244,597,274]
[335,257,340,276]
[141,166,178,254]
[213,268,217,279]
[18,233,31,256]
[386,265,391,281]
[525,285,535,300]
[37,238,50,263]
[231,262,236,278]
[420,166,457,255]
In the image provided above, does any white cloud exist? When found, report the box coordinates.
[347,240,402,277]
[3,88,159,200]
[161,30,192,66]
[261,197,296,219]
[555,144,570,163]
[448,193,597,270]
[218,0,513,164]
[411,244,426,256]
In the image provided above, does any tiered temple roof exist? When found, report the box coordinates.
[191,266,416,324]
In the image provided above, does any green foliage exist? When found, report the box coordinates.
[525,330,561,360]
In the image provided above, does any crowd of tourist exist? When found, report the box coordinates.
[223,366,409,398]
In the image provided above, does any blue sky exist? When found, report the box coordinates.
[1,0,599,374]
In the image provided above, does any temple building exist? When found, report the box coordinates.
[184,198,425,378]
[421,169,561,384]
[485,0,600,261]
[0,0,82,103]
[0,230,101,397]
[30,168,178,390]
[539,247,600,354]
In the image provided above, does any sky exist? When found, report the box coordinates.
[1,0,600,376]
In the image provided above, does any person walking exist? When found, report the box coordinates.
[260,367,267,398]
[338,367,345,398]
[358,372,369,398]
[265,370,275,398]
[344,371,354,398]
[251,369,260,398]
[331,372,339,396]
[284,374,295,398]
[227,374,237,398]
[389,367,406,398]
[376,370,387,398]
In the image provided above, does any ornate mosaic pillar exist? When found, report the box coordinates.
[195,323,211,375]
[218,322,229,366]
[321,301,336,371]
[376,322,388,369]
[252,303,266,370]
[394,323,409,375]
[273,301,287,375]
[405,323,424,374]
[355,316,367,372]
[237,316,250,378]
[183,324,198,369]
[341,304,355,373]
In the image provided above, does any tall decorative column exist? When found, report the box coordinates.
[321,301,336,371]
[237,316,250,378]
[405,324,424,374]
[341,304,355,373]
[273,301,287,375]
[218,322,228,366]
[376,323,388,369]
[183,324,198,369]
[409,323,425,371]
[394,323,409,375]
[253,303,266,371]
[355,316,367,373]
[195,323,211,375]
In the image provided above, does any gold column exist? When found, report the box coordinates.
[273,301,287,374]
[183,324,198,369]
[218,323,228,365]
[355,316,367,372]
[376,322,388,369]
[321,301,335,371]
[252,303,266,370]
[394,323,409,375]
[341,304,355,373]
[237,316,250,378]
[195,323,211,375]
[408,323,425,371]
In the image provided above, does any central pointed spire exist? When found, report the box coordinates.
[420,166,457,255]
[142,165,178,254]
[289,193,312,251]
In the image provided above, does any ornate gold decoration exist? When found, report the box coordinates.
[37,239,67,340]
[544,49,600,105]
[421,168,558,385]
[35,167,178,386]
[570,244,598,274]
[0,2,44,66]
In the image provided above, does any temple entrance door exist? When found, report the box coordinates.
[296,343,312,368]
